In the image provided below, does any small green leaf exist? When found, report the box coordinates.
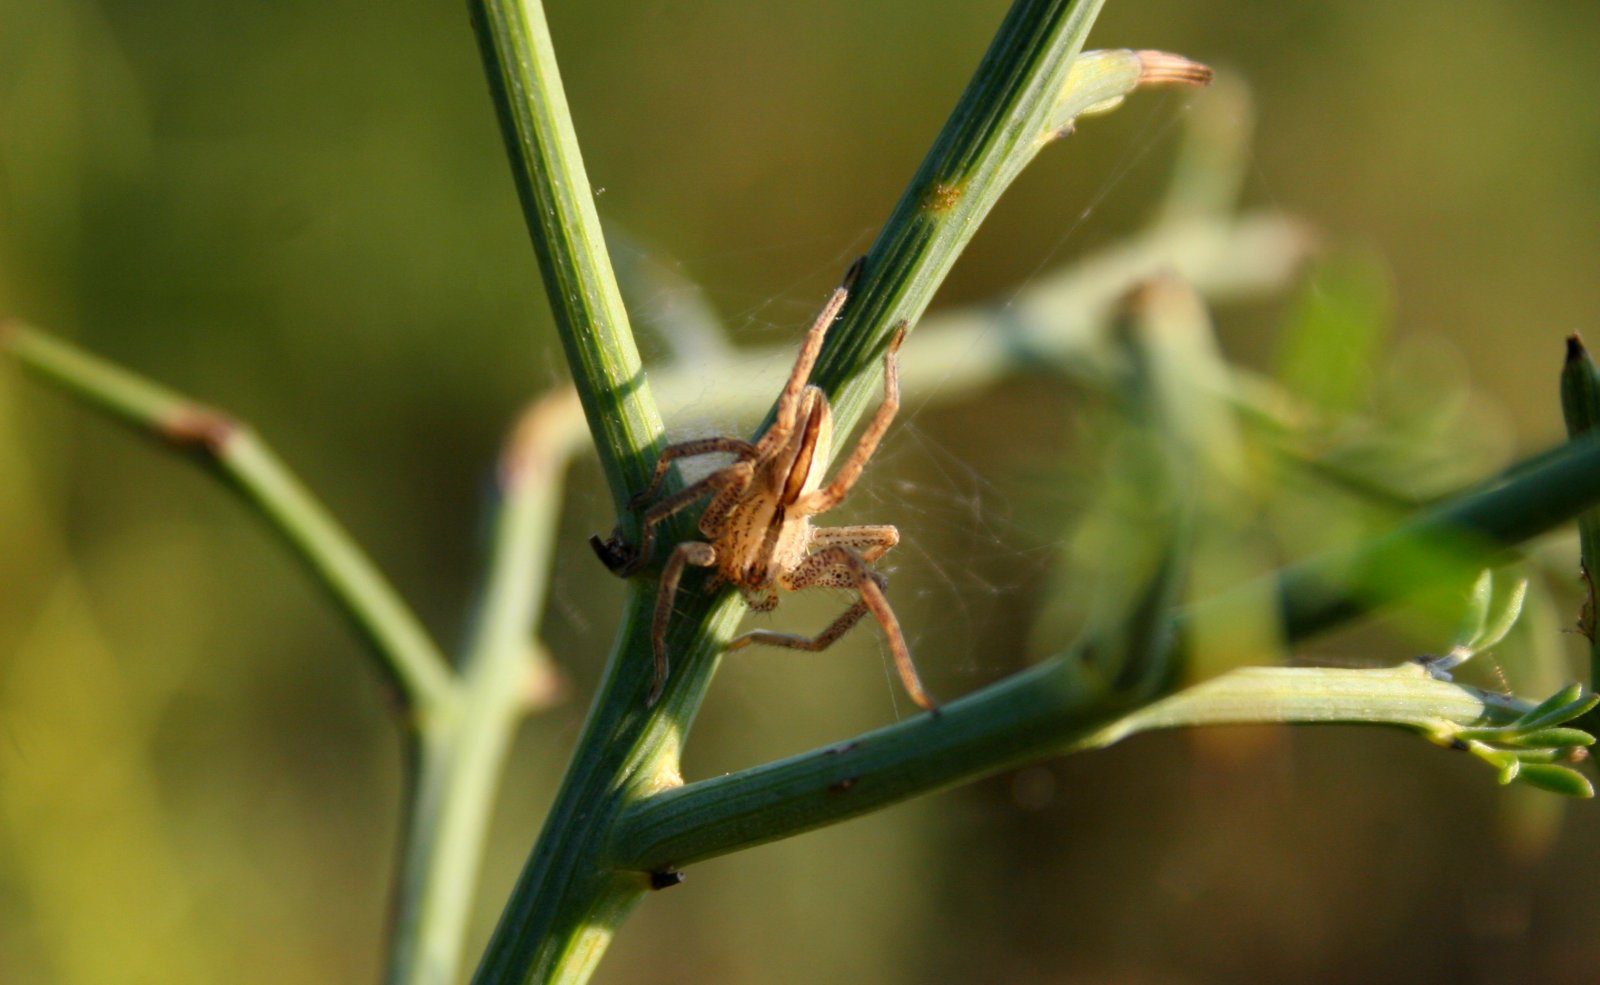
[1466,741,1517,769]
[1472,575,1528,653]
[1498,727,1595,750]
[1496,759,1522,785]
[1451,569,1493,652]
[1515,763,1595,799]
[1516,684,1593,729]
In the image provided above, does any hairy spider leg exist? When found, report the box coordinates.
[810,523,899,561]
[649,541,718,705]
[727,543,935,711]
[794,324,905,517]
[629,436,756,511]
[752,284,850,459]
[611,278,856,577]
[621,459,753,578]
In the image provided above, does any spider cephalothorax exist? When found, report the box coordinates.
[591,265,932,710]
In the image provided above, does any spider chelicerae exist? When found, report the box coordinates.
[591,261,933,710]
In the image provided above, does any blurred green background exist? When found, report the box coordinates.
[4,1,1600,983]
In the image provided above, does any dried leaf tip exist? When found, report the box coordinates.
[1134,51,1214,89]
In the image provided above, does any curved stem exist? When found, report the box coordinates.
[0,321,456,722]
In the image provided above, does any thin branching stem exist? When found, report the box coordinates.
[384,391,580,985]
[0,321,456,722]
[464,1,1163,982]
[0,157,1309,985]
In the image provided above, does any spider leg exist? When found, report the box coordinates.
[631,436,756,511]
[757,271,856,456]
[650,540,718,706]
[851,562,935,712]
[617,460,753,577]
[726,598,871,656]
[808,523,898,563]
[728,543,935,711]
[793,323,905,517]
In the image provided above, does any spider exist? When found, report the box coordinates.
[591,263,934,711]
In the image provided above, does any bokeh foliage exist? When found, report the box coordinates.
[4,1,1600,984]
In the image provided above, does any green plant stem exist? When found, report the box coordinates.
[469,585,746,985]
[1260,434,1600,639]
[0,321,456,723]
[641,210,1308,425]
[464,0,722,980]
[804,0,1113,428]
[466,1,1160,981]
[611,433,1600,870]
[399,192,1307,984]
[612,662,1518,870]
[1561,334,1600,688]
[1080,663,1521,743]
[1,172,1306,985]
[467,0,661,510]
[385,391,576,985]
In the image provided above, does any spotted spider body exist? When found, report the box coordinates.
[592,266,931,711]
[708,386,830,597]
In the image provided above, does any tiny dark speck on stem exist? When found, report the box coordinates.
[828,777,859,794]
[649,870,684,890]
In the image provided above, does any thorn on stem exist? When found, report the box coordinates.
[649,870,684,891]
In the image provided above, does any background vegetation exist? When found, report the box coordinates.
[3,1,1599,983]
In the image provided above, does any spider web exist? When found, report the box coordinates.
[544,91,1214,720]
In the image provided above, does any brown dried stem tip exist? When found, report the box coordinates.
[1134,51,1215,89]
